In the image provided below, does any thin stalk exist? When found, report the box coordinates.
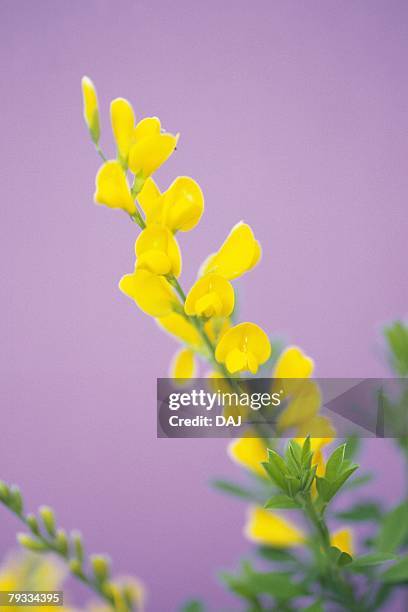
[0,500,121,611]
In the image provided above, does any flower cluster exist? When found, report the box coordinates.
[81,76,271,382]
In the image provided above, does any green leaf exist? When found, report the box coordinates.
[343,436,361,461]
[303,600,324,612]
[376,502,408,553]
[325,444,346,480]
[180,600,205,612]
[342,473,372,491]
[245,570,307,600]
[211,480,256,501]
[262,458,288,493]
[381,556,408,583]
[264,494,301,510]
[349,553,396,569]
[384,321,408,376]
[334,501,383,522]
[257,546,298,563]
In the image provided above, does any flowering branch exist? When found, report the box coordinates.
[0,480,140,611]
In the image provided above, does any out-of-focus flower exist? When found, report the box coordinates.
[119,269,178,317]
[128,118,179,179]
[138,177,204,232]
[171,348,196,381]
[185,274,234,319]
[0,552,72,611]
[94,161,136,214]
[273,346,314,379]
[228,432,268,477]
[200,222,261,280]
[135,226,182,277]
[81,76,100,144]
[89,577,144,612]
[157,312,202,349]
[215,322,271,374]
[277,380,321,431]
[245,507,305,548]
[331,528,354,556]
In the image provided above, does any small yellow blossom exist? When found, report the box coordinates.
[138,176,204,232]
[135,226,182,277]
[331,528,354,556]
[81,76,100,143]
[215,322,271,374]
[128,117,179,179]
[94,161,136,214]
[171,348,196,380]
[119,269,177,317]
[157,312,202,349]
[200,222,261,280]
[228,432,268,476]
[185,274,234,319]
[89,576,144,612]
[277,380,322,431]
[245,507,305,548]
[110,97,136,163]
[296,416,336,442]
[273,346,314,379]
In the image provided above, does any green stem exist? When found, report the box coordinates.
[95,144,107,162]
[0,500,127,611]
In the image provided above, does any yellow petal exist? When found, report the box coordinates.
[273,346,314,379]
[157,312,202,349]
[277,380,322,431]
[162,176,204,232]
[331,528,354,556]
[134,116,161,140]
[185,274,234,318]
[245,507,305,548]
[228,433,267,476]
[94,161,136,214]
[135,226,182,277]
[110,98,136,162]
[201,222,261,280]
[215,322,271,374]
[128,132,179,178]
[119,269,177,317]
[81,76,100,143]
[171,348,196,380]
[295,416,336,445]
[137,177,162,224]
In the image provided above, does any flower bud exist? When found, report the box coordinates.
[17,533,47,552]
[39,505,56,536]
[91,554,111,583]
[81,76,100,144]
[26,513,40,535]
[9,485,23,514]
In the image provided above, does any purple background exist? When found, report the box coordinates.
[1,1,407,609]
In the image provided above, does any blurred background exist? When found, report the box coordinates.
[0,1,407,609]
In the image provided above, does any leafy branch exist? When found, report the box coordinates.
[0,480,138,611]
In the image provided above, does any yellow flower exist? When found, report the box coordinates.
[81,76,100,143]
[215,322,271,374]
[128,117,179,179]
[331,528,354,556]
[94,161,136,214]
[245,507,305,548]
[185,274,234,319]
[228,432,267,476]
[203,316,230,344]
[170,348,196,380]
[277,380,322,431]
[157,312,202,349]
[135,226,182,277]
[296,416,336,443]
[0,552,73,611]
[273,346,314,379]
[138,176,204,232]
[89,576,144,612]
[110,97,136,164]
[119,269,178,317]
[200,222,261,280]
